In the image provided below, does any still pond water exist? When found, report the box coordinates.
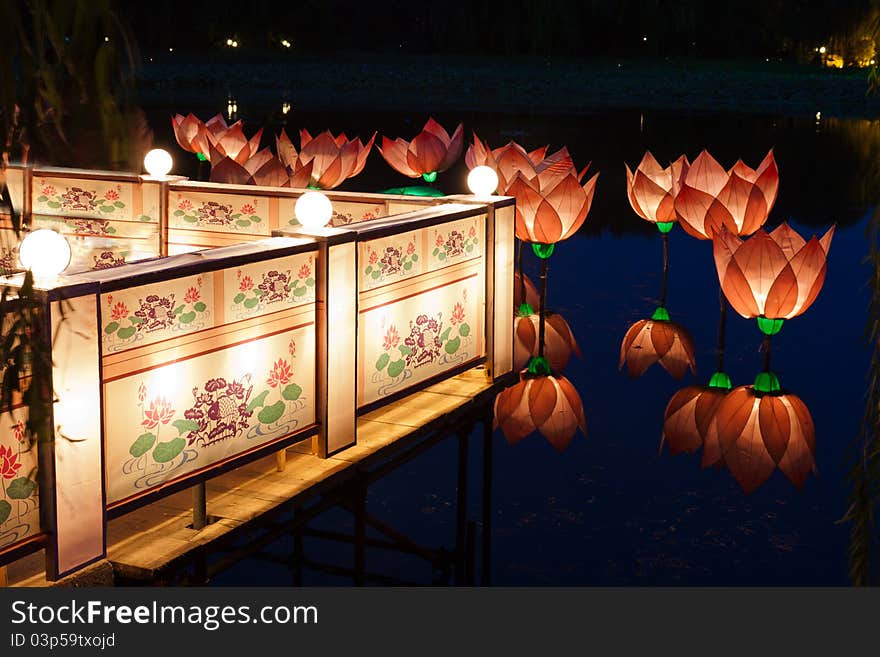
[150,103,876,585]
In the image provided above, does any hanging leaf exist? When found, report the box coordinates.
[247,390,270,412]
[233,293,245,304]
[152,438,186,463]
[117,326,136,340]
[411,254,419,262]
[399,344,413,356]
[0,500,10,524]
[293,287,307,297]
[282,383,302,401]
[257,400,286,424]
[375,353,390,371]
[6,476,37,499]
[173,305,185,315]
[445,336,461,354]
[459,323,471,337]
[193,302,207,312]
[440,326,452,343]
[129,432,156,457]
[179,311,197,324]
[243,297,259,309]
[129,316,145,324]
[104,321,119,334]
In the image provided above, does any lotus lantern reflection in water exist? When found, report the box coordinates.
[619,308,697,381]
[712,222,835,335]
[674,149,779,240]
[494,366,587,453]
[703,382,817,494]
[661,381,730,458]
[276,128,376,190]
[377,118,464,182]
[514,311,581,373]
[625,152,689,231]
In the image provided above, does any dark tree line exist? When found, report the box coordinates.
[121,0,879,60]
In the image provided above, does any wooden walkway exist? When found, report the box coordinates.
[8,366,502,587]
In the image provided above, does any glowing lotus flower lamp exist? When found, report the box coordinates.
[19,228,71,282]
[295,191,333,229]
[467,165,499,197]
[143,148,173,179]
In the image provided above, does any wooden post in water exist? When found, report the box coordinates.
[192,482,207,530]
[482,414,493,586]
[455,429,469,585]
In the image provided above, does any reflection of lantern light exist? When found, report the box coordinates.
[295,191,333,229]
[619,309,697,380]
[514,312,581,373]
[143,148,173,178]
[513,271,540,312]
[19,229,71,281]
[494,371,587,453]
[713,222,834,334]
[704,383,817,493]
[467,165,499,197]
[662,384,729,458]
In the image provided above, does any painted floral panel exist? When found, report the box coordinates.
[171,192,270,235]
[104,326,315,504]
[225,253,316,321]
[359,230,422,291]
[427,215,484,272]
[359,275,482,406]
[33,178,139,220]
[279,198,385,228]
[0,410,41,550]
[32,213,159,240]
[101,274,214,354]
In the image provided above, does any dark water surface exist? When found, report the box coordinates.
[148,101,874,585]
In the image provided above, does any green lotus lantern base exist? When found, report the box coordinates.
[517,302,534,317]
[757,316,784,336]
[531,243,555,259]
[651,306,670,321]
[656,221,674,234]
[378,186,445,197]
[753,370,781,395]
[708,371,733,391]
[421,171,438,183]
[526,355,551,376]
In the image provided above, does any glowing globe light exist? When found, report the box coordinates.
[294,191,333,229]
[467,166,499,197]
[143,148,173,178]
[18,229,71,281]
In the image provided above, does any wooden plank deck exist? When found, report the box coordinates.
[9,366,501,587]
